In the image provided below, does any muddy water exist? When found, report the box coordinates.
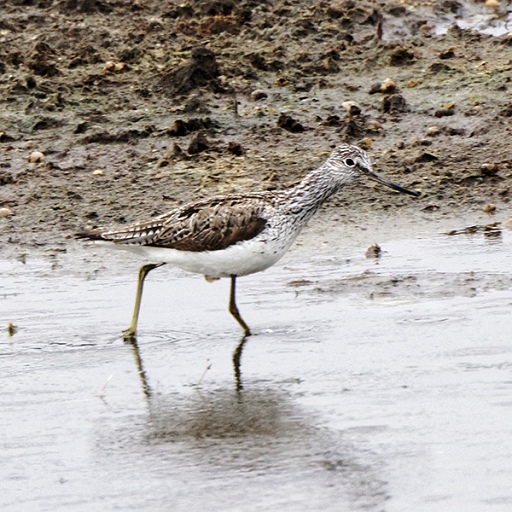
[2,226,512,511]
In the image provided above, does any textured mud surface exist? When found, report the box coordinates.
[1,0,512,258]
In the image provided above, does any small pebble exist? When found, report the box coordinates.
[480,163,499,176]
[381,77,396,93]
[0,207,14,217]
[365,243,382,258]
[366,119,383,131]
[7,322,18,336]
[434,108,454,118]
[341,100,362,116]
[26,151,45,163]
[92,169,104,176]
[250,89,268,101]
[104,61,126,73]
[483,203,496,214]
[369,78,397,95]
[426,126,441,136]
[485,0,500,7]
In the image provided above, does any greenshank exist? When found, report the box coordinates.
[76,144,418,338]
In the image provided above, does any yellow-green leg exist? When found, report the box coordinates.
[232,333,249,392]
[228,275,251,337]
[123,263,166,341]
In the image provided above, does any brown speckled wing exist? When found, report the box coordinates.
[152,195,268,252]
[78,194,270,252]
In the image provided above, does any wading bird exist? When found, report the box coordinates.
[76,144,418,339]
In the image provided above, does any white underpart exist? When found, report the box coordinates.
[103,228,300,278]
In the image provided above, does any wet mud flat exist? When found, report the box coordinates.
[1,0,512,257]
[2,219,512,511]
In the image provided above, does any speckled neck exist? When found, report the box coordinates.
[284,159,355,222]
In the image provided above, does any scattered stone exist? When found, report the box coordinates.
[26,151,45,163]
[168,118,218,136]
[158,46,221,97]
[341,101,362,116]
[0,206,14,217]
[250,89,268,101]
[294,82,314,92]
[480,163,499,176]
[7,322,18,336]
[426,126,442,136]
[373,86,386,99]
[92,169,104,176]
[365,243,382,258]
[434,108,455,117]
[26,76,37,88]
[500,32,512,46]
[323,56,340,73]
[103,61,126,73]
[499,104,512,117]
[32,117,64,131]
[182,95,210,113]
[275,77,289,87]
[0,170,15,185]
[369,78,396,94]
[381,94,407,113]
[246,52,269,71]
[444,127,465,136]
[366,119,383,131]
[381,77,397,93]
[429,62,453,73]
[187,132,209,154]
[172,142,183,156]
[29,60,59,77]
[389,47,415,66]
[485,0,500,8]
[277,112,305,133]
[439,49,456,59]
[0,131,16,142]
[74,122,89,134]
[483,203,496,213]
[406,80,419,88]
[320,114,343,126]
[226,141,244,156]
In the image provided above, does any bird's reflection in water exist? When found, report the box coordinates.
[232,333,250,393]
[125,332,251,398]
[125,336,152,398]
[118,336,390,510]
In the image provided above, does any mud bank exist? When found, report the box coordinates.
[1,0,512,260]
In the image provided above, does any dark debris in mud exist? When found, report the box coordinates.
[1,0,512,256]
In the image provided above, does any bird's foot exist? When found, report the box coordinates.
[123,327,137,343]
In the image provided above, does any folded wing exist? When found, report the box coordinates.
[75,194,270,252]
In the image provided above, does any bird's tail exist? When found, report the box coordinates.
[74,230,105,241]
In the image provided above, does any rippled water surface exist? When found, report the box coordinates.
[2,227,512,511]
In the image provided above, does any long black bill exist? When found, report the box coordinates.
[367,170,419,197]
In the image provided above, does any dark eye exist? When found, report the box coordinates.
[344,158,355,167]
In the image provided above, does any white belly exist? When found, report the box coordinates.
[109,235,297,278]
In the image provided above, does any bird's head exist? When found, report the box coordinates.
[326,145,419,197]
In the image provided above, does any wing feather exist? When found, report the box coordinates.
[76,193,272,252]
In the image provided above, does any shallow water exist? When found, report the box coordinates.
[2,227,512,511]
[383,0,512,38]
